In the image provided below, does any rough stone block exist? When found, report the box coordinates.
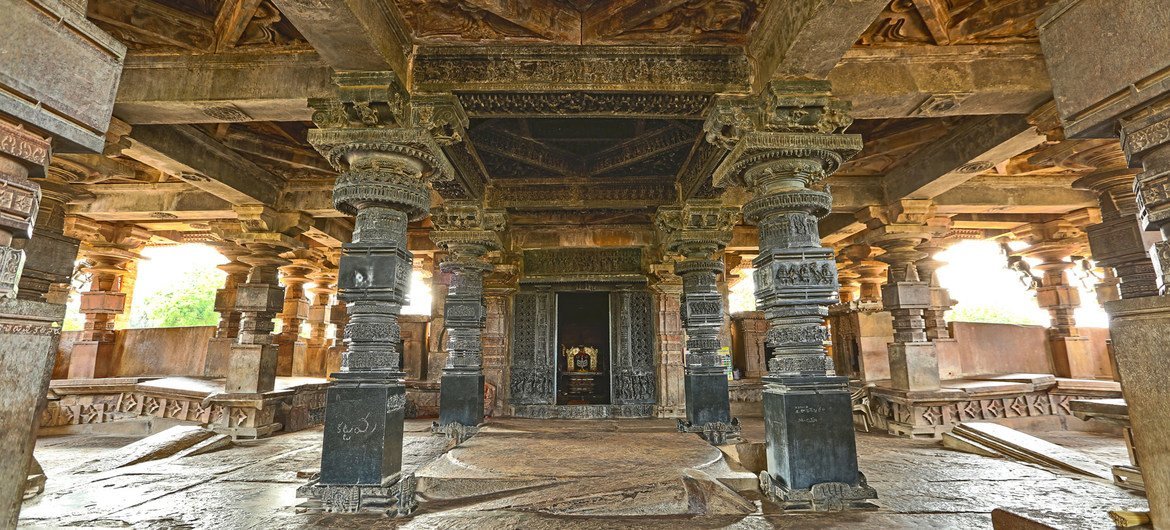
[888,342,941,392]
[226,343,277,394]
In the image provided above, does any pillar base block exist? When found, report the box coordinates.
[203,337,235,378]
[66,340,116,379]
[763,375,870,501]
[319,376,406,486]
[888,342,941,392]
[226,343,278,394]
[1049,336,1104,379]
[759,471,878,511]
[436,370,484,429]
[683,370,733,426]
[1104,295,1170,528]
[296,472,417,516]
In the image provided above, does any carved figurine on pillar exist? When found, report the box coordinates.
[656,201,741,444]
[860,200,941,393]
[429,201,505,437]
[707,81,876,510]
[297,72,456,515]
[66,219,149,379]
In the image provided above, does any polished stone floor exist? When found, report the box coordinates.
[20,418,1148,529]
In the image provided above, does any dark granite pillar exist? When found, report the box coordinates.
[299,71,456,514]
[657,202,739,443]
[430,202,505,431]
[706,81,875,510]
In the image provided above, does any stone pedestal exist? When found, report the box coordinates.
[438,371,484,428]
[320,375,406,485]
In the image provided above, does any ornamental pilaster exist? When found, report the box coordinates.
[430,201,505,429]
[708,80,875,508]
[302,71,455,505]
[656,201,738,438]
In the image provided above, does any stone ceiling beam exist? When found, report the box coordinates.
[475,127,579,177]
[933,176,1098,215]
[881,114,1045,202]
[268,0,411,76]
[749,0,889,88]
[831,45,1052,119]
[412,45,749,93]
[68,183,236,221]
[114,51,332,125]
[123,125,283,206]
[587,124,696,175]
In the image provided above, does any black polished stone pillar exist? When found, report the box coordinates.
[430,202,505,433]
[707,81,876,510]
[299,72,455,514]
[657,202,739,443]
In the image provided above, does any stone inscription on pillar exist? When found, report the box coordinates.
[299,71,453,515]
[709,81,875,510]
[657,202,739,442]
[430,201,504,431]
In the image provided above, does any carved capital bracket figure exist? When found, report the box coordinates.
[1011,211,1101,379]
[298,71,454,516]
[64,218,150,379]
[430,201,505,433]
[709,80,875,510]
[859,200,941,392]
[656,201,741,443]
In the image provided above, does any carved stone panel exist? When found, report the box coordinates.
[509,290,555,404]
[523,247,643,277]
[611,290,656,405]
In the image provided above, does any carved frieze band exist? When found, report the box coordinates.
[457,92,712,118]
[523,247,643,277]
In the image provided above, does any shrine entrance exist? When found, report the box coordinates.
[507,247,658,419]
[556,292,611,406]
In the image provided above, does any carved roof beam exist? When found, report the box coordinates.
[881,114,1046,202]
[587,124,697,175]
[474,127,579,177]
[115,50,333,125]
[748,0,889,88]
[123,124,285,207]
[88,0,214,52]
[830,45,1052,119]
[213,0,265,52]
[268,0,411,77]
[67,183,236,222]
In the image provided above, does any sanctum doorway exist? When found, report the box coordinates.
[508,248,657,418]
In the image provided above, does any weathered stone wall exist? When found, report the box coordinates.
[949,322,1112,380]
[57,327,215,378]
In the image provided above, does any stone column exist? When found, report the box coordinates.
[1071,145,1160,300]
[707,81,875,509]
[276,252,317,377]
[916,218,958,341]
[303,267,337,377]
[204,242,249,377]
[481,263,516,418]
[649,262,687,418]
[861,201,940,392]
[1015,215,1099,378]
[67,220,149,379]
[300,72,455,512]
[842,243,886,304]
[835,251,861,304]
[657,202,739,441]
[430,202,505,431]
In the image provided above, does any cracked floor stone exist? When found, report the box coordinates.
[19,418,1148,529]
